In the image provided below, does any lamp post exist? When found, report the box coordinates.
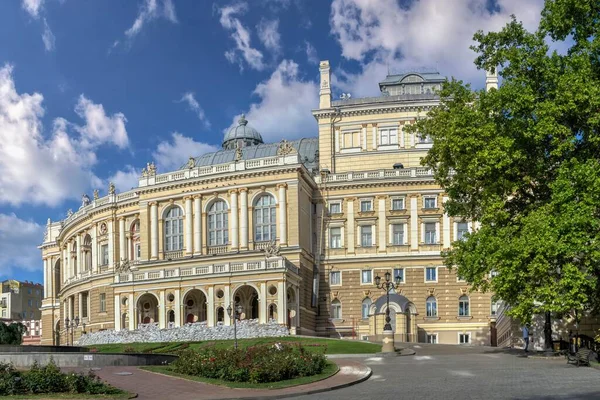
[227,303,243,349]
[64,316,80,346]
[375,271,402,353]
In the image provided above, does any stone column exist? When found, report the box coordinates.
[78,292,83,319]
[224,285,231,326]
[443,196,451,248]
[239,189,248,250]
[230,190,239,250]
[184,197,193,255]
[347,198,355,253]
[91,225,97,272]
[128,294,135,330]
[150,202,158,260]
[410,196,419,250]
[76,235,82,276]
[119,218,126,261]
[62,247,68,283]
[207,286,215,327]
[68,296,73,319]
[114,294,121,331]
[378,196,386,252]
[361,124,367,150]
[47,257,53,299]
[372,124,377,149]
[107,220,114,270]
[159,290,166,329]
[193,196,202,255]
[277,281,286,325]
[174,289,181,327]
[43,258,48,298]
[259,283,267,324]
[277,184,287,246]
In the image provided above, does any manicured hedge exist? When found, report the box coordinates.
[0,360,123,396]
[172,343,328,383]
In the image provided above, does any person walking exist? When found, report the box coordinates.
[522,324,530,352]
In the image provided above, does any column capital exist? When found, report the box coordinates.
[371,123,378,127]
[238,188,248,193]
[193,194,203,200]
[361,123,368,128]
[148,201,158,206]
[376,195,387,200]
[228,189,238,195]
[276,183,288,189]
[346,197,358,202]
[183,195,192,201]
[408,194,420,199]
[117,216,125,221]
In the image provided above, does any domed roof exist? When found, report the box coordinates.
[222,114,263,149]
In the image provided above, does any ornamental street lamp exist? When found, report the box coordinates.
[64,316,80,346]
[375,271,402,353]
[227,303,243,349]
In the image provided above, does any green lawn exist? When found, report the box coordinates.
[90,336,380,355]
[140,361,339,389]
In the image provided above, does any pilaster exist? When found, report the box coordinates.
[377,196,386,252]
[239,189,249,250]
[229,190,239,250]
[185,196,193,254]
[150,202,158,260]
[347,197,356,253]
[277,183,288,246]
[118,217,126,261]
[193,196,202,255]
[114,294,121,331]
[410,195,419,250]
[207,286,215,327]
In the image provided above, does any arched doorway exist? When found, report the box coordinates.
[268,304,277,322]
[121,313,128,330]
[136,293,159,327]
[182,289,207,324]
[168,310,175,328]
[216,307,225,324]
[286,287,298,329]
[53,259,61,297]
[233,285,259,320]
[370,294,418,342]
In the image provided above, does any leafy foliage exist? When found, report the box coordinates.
[407,0,600,322]
[171,343,328,383]
[0,323,26,345]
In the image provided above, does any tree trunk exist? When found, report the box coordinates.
[544,311,553,351]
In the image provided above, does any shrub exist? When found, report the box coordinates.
[171,343,327,384]
[123,346,137,353]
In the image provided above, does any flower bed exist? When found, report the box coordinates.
[0,360,124,396]
[171,343,328,384]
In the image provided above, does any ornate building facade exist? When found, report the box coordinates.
[40,61,499,346]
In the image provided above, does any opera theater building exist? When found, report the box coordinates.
[39,61,497,346]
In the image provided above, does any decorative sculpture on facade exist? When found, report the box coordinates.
[115,258,132,273]
[234,145,243,161]
[81,193,91,207]
[93,189,99,200]
[147,162,156,176]
[263,240,281,258]
[276,139,296,156]
[141,167,147,178]
[108,182,116,195]
[66,209,73,218]
[187,156,195,169]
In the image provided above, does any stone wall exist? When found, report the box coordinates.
[77,320,289,345]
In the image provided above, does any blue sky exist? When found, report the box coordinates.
[0,0,546,284]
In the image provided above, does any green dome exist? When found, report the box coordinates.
[222,114,264,150]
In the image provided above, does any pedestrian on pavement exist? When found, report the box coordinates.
[523,324,530,352]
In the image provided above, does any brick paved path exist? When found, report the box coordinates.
[64,359,370,400]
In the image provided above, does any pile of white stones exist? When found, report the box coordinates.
[76,320,289,346]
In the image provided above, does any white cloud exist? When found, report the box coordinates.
[257,18,281,53]
[42,18,55,52]
[218,2,264,71]
[330,0,545,96]
[0,64,129,207]
[21,0,44,18]
[122,0,178,43]
[153,132,219,172]
[304,41,318,64]
[0,213,44,278]
[179,92,210,129]
[226,60,318,143]
[107,165,140,193]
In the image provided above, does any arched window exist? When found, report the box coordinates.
[426,296,437,317]
[361,298,372,319]
[208,200,228,246]
[71,242,77,275]
[130,219,141,260]
[83,234,92,271]
[254,194,276,242]
[331,299,342,319]
[459,295,470,316]
[164,207,183,251]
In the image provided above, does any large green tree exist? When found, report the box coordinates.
[409,0,600,333]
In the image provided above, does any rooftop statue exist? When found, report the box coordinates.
[93,189,99,200]
[187,157,195,169]
[81,193,90,207]
[108,182,116,195]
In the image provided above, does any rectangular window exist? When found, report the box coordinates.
[330,271,341,286]
[426,334,437,344]
[82,293,88,318]
[330,227,342,249]
[391,198,405,210]
[329,202,341,214]
[457,222,469,240]
[101,244,109,265]
[343,131,359,148]
[361,226,373,247]
[424,223,437,244]
[28,299,32,307]
[424,197,437,209]
[135,243,141,260]
[392,224,405,245]
[393,268,404,283]
[425,267,437,282]
[1,310,5,318]
[360,200,372,212]
[491,301,499,316]
[28,289,32,295]
[99,293,106,313]
[459,333,471,344]
[361,270,372,284]
[379,128,398,145]
[331,302,342,319]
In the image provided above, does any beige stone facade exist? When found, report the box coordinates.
[40,61,498,346]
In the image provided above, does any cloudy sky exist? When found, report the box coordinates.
[0,0,545,283]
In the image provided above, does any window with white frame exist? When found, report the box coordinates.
[329,202,342,214]
[362,298,372,319]
[491,301,500,316]
[361,270,372,284]
[360,199,373,212]
[330,227,342,249]
[459,333,471,344]
[330,271,341,285]
[393,268,404,283]
[391,197,405,210]
[135,243,141,260]
[418,132,433,143]
[425,267,437,282]
[379,127,398,145]
[426,296,437,317]
[360,225,373,247]
[208,200,229,246]
[164,207,184,251]
[99,293,106,313]
[343,131,360,148]
[392,224,405,245]
[331,299,342,319]
[100,244,109,266]
[426,334,438,344]
[254,194,277,242]
[423,196,437,209]
[424,222,437,244]
[456,222,469,241]
[459,295,470,316]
